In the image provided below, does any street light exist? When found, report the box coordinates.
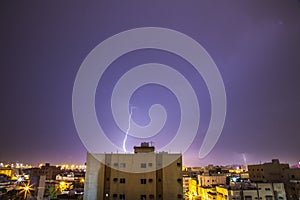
[19,182,34,199]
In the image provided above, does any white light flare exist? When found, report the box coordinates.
[122,106,136,152]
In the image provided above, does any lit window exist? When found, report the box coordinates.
[141,163,146,168]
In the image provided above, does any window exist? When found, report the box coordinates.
[148,163,153,167]
[113,163,119,168]
[158,178,161,182]
[177,194,183,198]
[140,179,146,184]
[141,163,146,168]
[291,175,295,179]
[120,194,125,200]
[177,178,182,183]
[113,178,118,182]
[149,178,153,183]
[149,194,154,199]
[113,194,117,198]
[245,196,252,200]
[177,162,181,167]
[106,177,110,181]
[120,163,126,168]
[141,195,146,200]
[265,196,273,200]
[120,178,125,184]
[265,188,271,191]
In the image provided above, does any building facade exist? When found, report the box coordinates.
[84,143,183,200]
[248,159,289,183]
[216,183,286,200]
[248,159,300,200]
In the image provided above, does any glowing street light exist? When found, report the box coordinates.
[19,182,34,199]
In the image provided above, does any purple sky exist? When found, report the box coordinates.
[1,1,300,166]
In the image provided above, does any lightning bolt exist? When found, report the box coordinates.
[123,106,136,152]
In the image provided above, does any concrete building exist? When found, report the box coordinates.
[248,159,289,182]
[29,163,61,180]
[248,159,300,200]
[198,174,227,187]
[216,182,286,200]
[282,168,300,200]
[198,186,216,200]
[183,175,191,195]
[84,143,183,200]
[187,178,199,199]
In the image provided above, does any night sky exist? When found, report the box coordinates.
[1,1,300,166]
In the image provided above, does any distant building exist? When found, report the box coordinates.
[198,174,227,187]
[284,168,300,199]
[30,163,61,180]
[248,159,300,200]
[216,182,286,200]
[188,178,199,199]
[84,143,183,200]
[248,159,289,182]
[183,175,191,195]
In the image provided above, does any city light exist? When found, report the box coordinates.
[19,182,34,199]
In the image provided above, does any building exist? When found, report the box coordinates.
[183,175,191,196]
[187,178,199,199]
[198,186,216,200]
[198,174,227,187]
[216,182,286,200]
[30,163,61,180]
[248,159,300,200]
[84,143,183,200]
[282,168,300,199]
[248,159,289,182]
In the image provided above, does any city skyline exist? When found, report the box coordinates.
[1,1,300,166]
